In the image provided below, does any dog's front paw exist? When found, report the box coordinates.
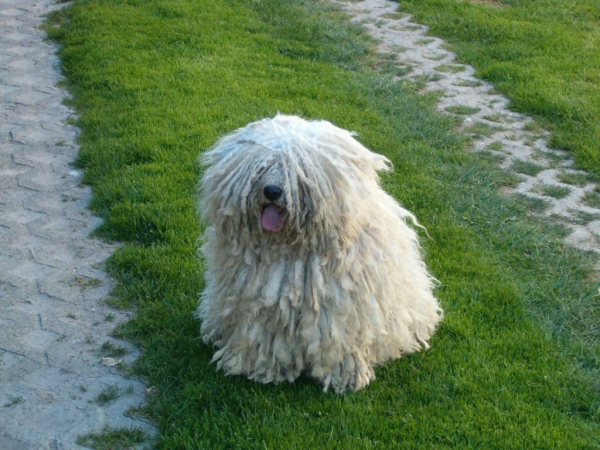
[317,353,375,394]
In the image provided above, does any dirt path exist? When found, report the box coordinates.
[0,1,154,448]
[334,0,600,253]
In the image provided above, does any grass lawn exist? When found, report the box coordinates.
[47,0,600,448]
[400,0,600,173]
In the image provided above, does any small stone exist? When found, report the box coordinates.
[146,386,158,396]
[101,357,120,367]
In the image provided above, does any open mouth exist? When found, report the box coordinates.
[261,204,287,233]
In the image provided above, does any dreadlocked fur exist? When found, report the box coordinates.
[197,114,442,394]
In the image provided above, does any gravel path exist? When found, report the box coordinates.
[0,1,154,448]
[335,0,600,254]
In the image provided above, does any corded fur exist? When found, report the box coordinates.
[197,114,442,393]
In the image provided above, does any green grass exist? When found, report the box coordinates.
[523,121,546,134]
[463,122,503,138]
[483,113,515,124]
[570,210,600,226]
[3,397,23,408]
[532,184,572,200]
[510,160,544,177]
[416,37,435,45]
[65,275,102,290]
[95,385,121,405]
[445,105,480,115]
[435,63,466,73]
[486,141,503,152]
[424,53,446,61]
[99,341,128,358]
[47,0,600,448]
[514,194,549,214]
[582,191,600,209]
[382,12,408,20]
[77,427,148,450]
[558,171,593,188]
[453,79,483,87]
[400,0,600,173]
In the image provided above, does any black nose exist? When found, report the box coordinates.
[264,185,283,201]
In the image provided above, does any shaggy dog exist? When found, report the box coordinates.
[197,115,442,393]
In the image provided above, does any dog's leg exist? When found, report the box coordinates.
[302,305,376,394]
[316,352,375,394]
[212,322,304,386]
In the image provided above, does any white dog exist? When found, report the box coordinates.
[197,115,442,393]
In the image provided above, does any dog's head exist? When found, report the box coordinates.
[200,114,391,250]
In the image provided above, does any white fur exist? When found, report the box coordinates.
[197,114,442,393]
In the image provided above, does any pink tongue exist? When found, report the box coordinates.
[261,205,285,232]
